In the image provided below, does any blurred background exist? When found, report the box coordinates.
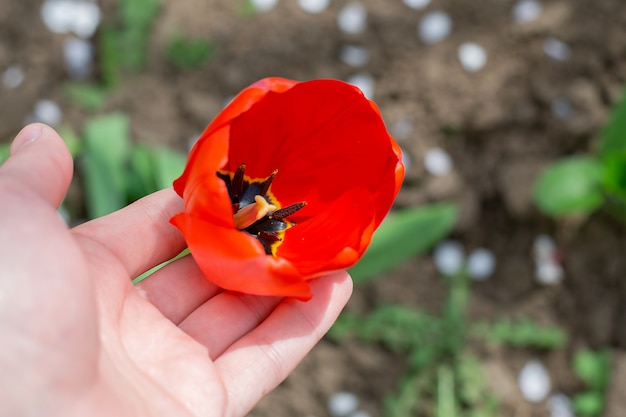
[1,0,625,416]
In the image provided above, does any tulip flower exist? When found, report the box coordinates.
[171,77,404,300]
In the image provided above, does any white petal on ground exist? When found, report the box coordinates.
[71,1,101,38]
[33,99,63,126]
[518,359,551,403]
[535,261,564,285]
[551,98,572,120]
[423,147,453,176]
[64,37,94,79]
[298,0,330,14]
[41,0,74,33]
[512,0,542,23]
[418,11,452,44]
[338,2,367,34]
[548,393,575,417]
[327,392,359,417]
[458,42,487,72]
[532,234,555,261]
[339,45,370,67]
[467,248,496,280]
[392,117,414,140]
[250,0,279,12]
[543,37,571,61]
[433,240,465,276]
[2,65,25,89]
[403,0,431,10]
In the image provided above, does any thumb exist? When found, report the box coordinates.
[0,123,73,208]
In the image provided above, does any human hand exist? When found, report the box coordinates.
[0,124,352,417]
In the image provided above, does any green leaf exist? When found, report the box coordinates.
[56,125,83,157]
[471,318,567,349]
[117,0,160,71]
[599,88,626,157]
[602,151,626,198]
[119,0,160,28]
[573,349,610,392]
[63,83,107,111]
[166,33,215,69]
[572,391,605,417]
[81,114,132,218]
[349,204,457,283]
[239,0,257,17]
[99,26,120,89]
[532,156,604,216]
[152,147,187,190]
[127,144,157,202]
[436,365,457,417]
[0,143,10,165]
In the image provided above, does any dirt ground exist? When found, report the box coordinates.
[2,0,626,416]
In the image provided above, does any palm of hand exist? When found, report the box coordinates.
[0,124,351,417]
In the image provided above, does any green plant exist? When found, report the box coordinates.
[63,83,108,111]
[470,318,567,349]
[97,0,161,89]
[74,113,186,219]
[116,0,161,71]
[533,87,626,221]
[329,265,568,416]
[349,203,458,283]
[0,143,10,165]
[329,270,500,417]
[571,349,611,417]
[166,33,215,69]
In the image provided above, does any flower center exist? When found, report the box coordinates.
[233,195,277,230]
[217,163,306,255]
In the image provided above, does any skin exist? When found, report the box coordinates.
[0,123,352,417]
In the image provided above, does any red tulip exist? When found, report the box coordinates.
[171,78,404,301]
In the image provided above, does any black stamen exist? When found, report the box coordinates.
[232,163,246,199]
[271,201,307,220]
[260,169,278,196]
[259,231,282,242]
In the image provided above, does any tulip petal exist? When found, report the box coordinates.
[277,187,376,276]
[170,212,313,300]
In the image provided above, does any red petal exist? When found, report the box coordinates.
[226,80,398,204]
[207,78,298,137]
[277,188,377,276]
[173,125,233,229]
[174,78,298,199]
[170,212,313,300]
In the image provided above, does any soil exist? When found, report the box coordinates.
[2,0,626,416]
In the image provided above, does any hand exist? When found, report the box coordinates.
[0,124,352,417]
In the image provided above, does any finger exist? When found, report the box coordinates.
[215,271,353,417]
[0,123,73,208]
[136,255,222,324]
[178,291,282,359]
[72,188,186,279]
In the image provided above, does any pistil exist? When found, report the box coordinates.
[234,195,277,230]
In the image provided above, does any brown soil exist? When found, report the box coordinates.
[2,1,626,416]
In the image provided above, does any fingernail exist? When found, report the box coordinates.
[12,124,43,153]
